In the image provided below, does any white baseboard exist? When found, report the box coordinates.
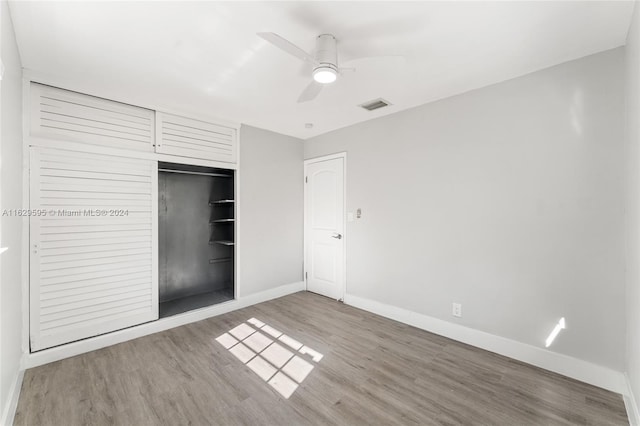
[343,293,627,396]
[22,281,305,370]
[1,369,24,426]
[626,374,640,426]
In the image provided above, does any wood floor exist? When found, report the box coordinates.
[15,291,628,425]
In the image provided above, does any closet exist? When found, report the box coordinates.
[158,163,235,317]
[27,82,238,351]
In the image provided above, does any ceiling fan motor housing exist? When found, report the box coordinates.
[315,34,338,70]
[313,34,339,83]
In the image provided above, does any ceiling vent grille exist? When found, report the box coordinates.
[359,98,391,111]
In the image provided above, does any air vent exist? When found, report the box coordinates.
[359,98,391,111]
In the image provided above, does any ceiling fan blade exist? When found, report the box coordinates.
[339,55,407,79]
[341,55,407,68]
[257,32,318,66]
[338,67,356,74]
[297,81,323,103]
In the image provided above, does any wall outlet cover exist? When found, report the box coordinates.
[452,303,462,318]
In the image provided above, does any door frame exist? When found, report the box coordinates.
[303,152,347,301]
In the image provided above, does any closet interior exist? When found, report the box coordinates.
[159,162,235,318]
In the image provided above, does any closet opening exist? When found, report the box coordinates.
[158,162,235,318]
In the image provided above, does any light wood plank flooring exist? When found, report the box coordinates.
[15,291,628,425]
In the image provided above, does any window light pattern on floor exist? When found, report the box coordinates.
[215,317,323,398]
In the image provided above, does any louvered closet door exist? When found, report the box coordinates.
[30,83,155,152]
[156,112,237,163]
[30,147,158,351]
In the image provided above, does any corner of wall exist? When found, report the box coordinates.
[1,0,26,424]
[626,373,640,426]
[626,0,640,421]
[0,370,24,426]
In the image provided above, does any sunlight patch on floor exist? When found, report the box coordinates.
[216,317,323,399]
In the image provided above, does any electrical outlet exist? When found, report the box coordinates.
[452,303,462,318]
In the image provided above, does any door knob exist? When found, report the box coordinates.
[331,233,342,239]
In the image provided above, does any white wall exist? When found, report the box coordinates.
[0,0,23,423]
[239,125,303,297]
[305,48,625,371]
[625,0,640,419]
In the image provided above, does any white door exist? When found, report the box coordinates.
[305,155,345,300]
[30,147,158,351]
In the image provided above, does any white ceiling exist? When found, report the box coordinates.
[8,1,635,140]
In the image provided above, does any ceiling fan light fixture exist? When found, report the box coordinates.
[313,66,337,84]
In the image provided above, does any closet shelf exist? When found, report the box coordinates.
[210,240,235,246]
[210,218,234,223]
[209,199,235,205]
[209,257,232,264]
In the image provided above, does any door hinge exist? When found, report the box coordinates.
[305,272,308,280]
[305,176,308,183]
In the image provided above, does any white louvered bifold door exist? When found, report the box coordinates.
[156,112,237,163]
[30,83,155,152]
[30,147,158,351]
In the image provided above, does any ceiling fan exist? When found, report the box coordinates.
[258,32,385,103]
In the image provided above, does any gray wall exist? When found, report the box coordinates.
[625,0,640,415]
[0,0,23,422]
[239,125,303,297]
[305,48,626,371]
